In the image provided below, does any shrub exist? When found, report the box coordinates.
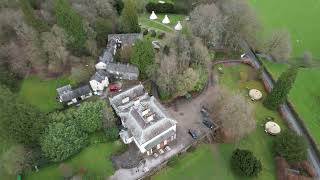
[150,30,156,37]
[105,127,119,142]
[158,32,165,39]
[163,45,170,55]
[142,28,148,36]
[145,2,174,13]
[231,149,262,177]
[274,130,307,163]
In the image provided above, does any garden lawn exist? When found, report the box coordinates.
[19,76,70,113]
[25,141,124,180]
[154,64,287,180]
[250,0,320,59]
[139,13,184,32]
[262,60,320,148]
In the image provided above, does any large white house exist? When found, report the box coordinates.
[109,84,177,155]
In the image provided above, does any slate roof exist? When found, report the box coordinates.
[109,84,177,146]
[58,85,92,102]
[56,85,72,97]
[99,49,114,63]
[105,63,139,75]
[108,33,142,46]
[90,70,108,83]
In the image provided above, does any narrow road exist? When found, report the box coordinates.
[241,42,320,177]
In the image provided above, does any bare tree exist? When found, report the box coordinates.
[191,37,210,66]
[262,30,292,62]
[189,3,225,48]
[209,87,256,142]
[176,68,199,96]
[102,105,117,129]
[216,0,260,51]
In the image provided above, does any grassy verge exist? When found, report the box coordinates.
[154,64,287,180]
[19,76,70,113]
[25,140,124,180]
[262,60,320,148]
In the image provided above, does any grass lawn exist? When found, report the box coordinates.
[154,64,287,180]
[262,60,320,148]
[250,0,320,59]
[19,76,70,113]
[139,13,185,32]
[25,140,124,180]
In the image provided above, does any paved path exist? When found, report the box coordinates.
[241,42,320,178]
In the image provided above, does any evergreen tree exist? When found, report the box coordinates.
[120,0,140,33]
[130,39,154,79]
[263,66,298,110]
[54,0,87,55]
[231,149,262,177]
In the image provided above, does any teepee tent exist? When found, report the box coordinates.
[149,11,158,20]
[162,15,170,24]
[174,21,182,31]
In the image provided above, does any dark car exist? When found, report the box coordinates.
[188,129,198,139]
[203,119,214,129]
[200,106,210,118]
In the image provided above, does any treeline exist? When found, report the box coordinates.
[0,0,140,83]
[0,84,118,175]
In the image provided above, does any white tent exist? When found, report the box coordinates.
[265,121,281,135]
[162,15,170,24]
[149,11,158,20]
[249,89,262,100]
[174,21,182,31]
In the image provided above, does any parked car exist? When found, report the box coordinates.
[109,82,121,92]
[188,129,198,139]
[203,119,214,129]
[200,106,210,118]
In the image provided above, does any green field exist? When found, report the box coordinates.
[25,140,123,180]
[154,64,288,180]
[250,0,320,59]
[19,76,70,113]
[262,60,320,148]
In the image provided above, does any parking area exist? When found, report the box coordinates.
[167,85,218,146]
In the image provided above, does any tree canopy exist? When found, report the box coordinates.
[130,39,155,79]
[0,85,46,146]
[76,100,106,133]
[263,66,298,110]
[120,0,140,33]
[40,118,88,162]
[54,0,87,54]
[274,130,307,163]
[231,148,262,177]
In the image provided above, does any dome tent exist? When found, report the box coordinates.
[162,15,170,24]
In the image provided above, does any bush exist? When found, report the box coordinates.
[105,127,119,142]
[150,30,156,37]
[231,149,262,177]
[142,28,148,36]
[145,2,174,13]
[274,130,307,163]
[158,32,165,39]
[163,45,170,55]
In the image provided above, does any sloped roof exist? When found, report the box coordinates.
[105,63,139,75]
[56,84,72,96]
[108,33,142,45]
[91,70,108,83]
[109,84,177,146]
[59,85,92,102]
